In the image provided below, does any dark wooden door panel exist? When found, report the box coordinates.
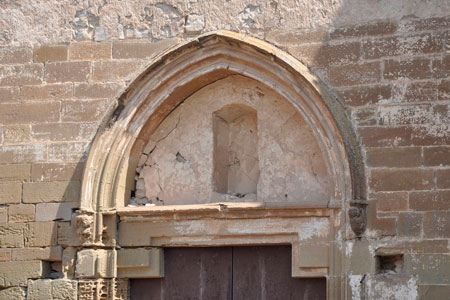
[232,246,326,300]
[130,246,326,300]
[131,247,232,300]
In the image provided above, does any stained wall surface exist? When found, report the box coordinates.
[133,75,329,206]
[0,0,449,299]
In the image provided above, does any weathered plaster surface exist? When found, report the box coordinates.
[1,0,449,45]
[133,75,329,205]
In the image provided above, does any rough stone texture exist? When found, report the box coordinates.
[25,222,57,247]
[0,286,26,300]
[0,1,449,298]
[8,204,35,223]
[27,279,77,300]
[0,261,46,287]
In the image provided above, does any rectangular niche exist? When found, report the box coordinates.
[213,104,259,198]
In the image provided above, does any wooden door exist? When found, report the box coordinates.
[130,246,326,300]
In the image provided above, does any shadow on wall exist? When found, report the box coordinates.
[55,0,450,297]
[270,0,450,299]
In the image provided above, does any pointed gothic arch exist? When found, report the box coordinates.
[78,30,365,248]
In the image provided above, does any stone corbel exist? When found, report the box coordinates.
[74,210,96,245]
[349,199,367,237]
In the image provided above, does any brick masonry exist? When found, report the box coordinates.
[0,2,449,299]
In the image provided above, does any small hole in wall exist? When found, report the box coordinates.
[376,254,404,274]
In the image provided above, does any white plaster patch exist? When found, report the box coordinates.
[367,276,418,300]
[349,275,363,300]
[135,75,329,206]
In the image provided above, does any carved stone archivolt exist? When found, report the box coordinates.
[76,31,367,299]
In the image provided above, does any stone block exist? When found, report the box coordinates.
[61,99,110,122]
[52,279,78,300]
[0,164,30,182]
[27,279,77,300]
[26,279,52,299]
[32,122,97,142]
[0,286,26,300]
[3,125,31,144]
[112,39,177,59]
[25,222,57,247]
[362,33,443,60]
[423,211,450,238]
[0,248,11,261]
[48,142,89,162]
[0,223,25,248]
[266,29,328,46]
[12,246,62,261]
[0,260,45,287]
[62,247,76,278]
[366,275,418,300]
[92,60,141,82]
[359,126,413,147]
[289,41,360,67]
[423,146,450,166]
[0,64,43,86]
[436,169,450,189]
[76,249,116,278]
[0,143,47,164]
[0,206,7,223]
[69,42,111,60]
[33,45,68,62]
[419,284,450,300]
[397,212,423,237]
[410,191,450,211]
[8,204,35,222]
[36,202,76,222]
[374,192,408,212]
[384,57,433,80]
[23,181,80,203]
[330,20,397,39]
[21,83,72,100]
[0,182,21,204]
[405,254,450,284]
[57,222,80,247]
[117,248,164,278]
[0,86,20,103]
[432,55,450,79]
[346,239,375,274]
[45,61,90,83]
[0,102,60,125]
[297,243,329,268]
[74,82,123,99]
[31,162,84,182]
[366,147,422,168]
[329,62,381,87]
[369,168,433,192]
[0,47,32,64]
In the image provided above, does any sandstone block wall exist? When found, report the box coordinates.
[0,0,449,299]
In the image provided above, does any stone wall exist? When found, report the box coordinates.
[0,0,449,299]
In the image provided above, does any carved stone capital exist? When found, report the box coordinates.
[74,210,95,244]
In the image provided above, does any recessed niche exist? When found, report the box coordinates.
[376,254,404,274]
[213,104,259,197]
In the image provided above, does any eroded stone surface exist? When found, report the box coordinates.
[1,0,448,46]
[133,75,329,205]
